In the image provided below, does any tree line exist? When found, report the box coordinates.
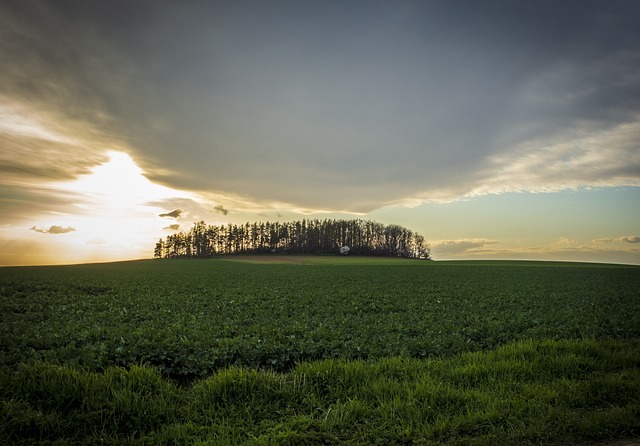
[154,219,431,260]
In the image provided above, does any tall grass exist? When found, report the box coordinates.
[2,338,639,445]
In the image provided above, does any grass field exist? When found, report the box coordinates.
[1,257,639,444]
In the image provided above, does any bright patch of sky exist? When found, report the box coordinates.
[1,152,195,265]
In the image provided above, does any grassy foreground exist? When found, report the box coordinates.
[2,338,639,445]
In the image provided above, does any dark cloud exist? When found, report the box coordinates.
[2,0,639,213]
[163,224,180,231]
[213,205,228,216]
[30,225,76,234]
[159,209,182,219]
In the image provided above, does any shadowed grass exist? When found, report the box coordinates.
[1,338,638,445]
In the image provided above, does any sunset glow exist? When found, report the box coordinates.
[0,152,197,265]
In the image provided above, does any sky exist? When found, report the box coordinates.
[1,0,639,266]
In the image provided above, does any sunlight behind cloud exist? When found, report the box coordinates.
[8,151,199,265]
[58,151,185,208]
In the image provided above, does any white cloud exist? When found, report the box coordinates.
[470,118,640,198]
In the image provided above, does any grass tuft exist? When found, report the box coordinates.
[3,339,638,445]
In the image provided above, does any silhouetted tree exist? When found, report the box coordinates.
[154,219,431,260]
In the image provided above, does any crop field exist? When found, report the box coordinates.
[1,257,639,445]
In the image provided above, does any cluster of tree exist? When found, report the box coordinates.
[154,219,431,260]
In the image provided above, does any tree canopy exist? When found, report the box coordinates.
[154,219,430,260]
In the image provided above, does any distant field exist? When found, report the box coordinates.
[1,257,638,378]
[1,257,639,445]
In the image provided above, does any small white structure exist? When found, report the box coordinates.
[339,245,350,255]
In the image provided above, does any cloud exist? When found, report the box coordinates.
[0,101,115,224]
[470,119,640,198]
[163,224,180,231]
[213,205,229,215]
[0,128,102,183]
[593,236,640,244]
[159,209,182,219]
[431,239,498,255]
[433,237,640,264]
[30,225,76,234]
[1,1,639,214]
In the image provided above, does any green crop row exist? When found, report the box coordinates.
[1,258,638,381]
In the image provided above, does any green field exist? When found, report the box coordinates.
[1,257,639,444]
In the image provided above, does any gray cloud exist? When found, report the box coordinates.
[0,184,85,225]
[163,224,180,231]
[2,1,639,214]
[213,205,229,216]
[0,130,109,183]
[620,236,640,244]
[159,209,182,219]
[30,225,76,234]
